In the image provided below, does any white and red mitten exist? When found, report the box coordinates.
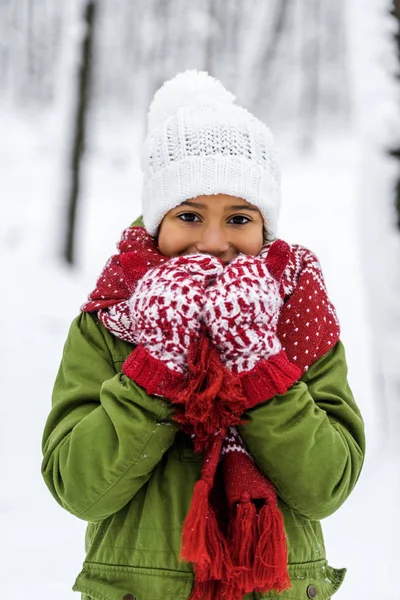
[122,254,224,398]
[204,241,301,406]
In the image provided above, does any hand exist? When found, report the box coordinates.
[128,254,224,373]
[203,242,301,405]
[204,254,283,373]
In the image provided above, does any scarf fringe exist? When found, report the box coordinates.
[180,479,211,568]
[181,438,233,581]
[188,580,218,600]
[228,497,257,593]
[188,581,214,600]
[179,330,291,596]
[173,330,248,451]
[189,579,246,600]
[181,478,233,582]
[183,484,291,596]
[253,502,291,592]
[189,580,249,600]
[219,582,247,600]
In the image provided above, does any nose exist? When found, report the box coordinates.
[195,226,230,256]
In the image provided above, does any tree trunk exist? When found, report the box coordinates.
[390,0,400,229]
[64,0,97,265]
[299,0,321,151]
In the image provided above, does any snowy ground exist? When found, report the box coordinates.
[1,105,398,600]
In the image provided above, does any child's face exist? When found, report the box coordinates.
[157,194,265,263]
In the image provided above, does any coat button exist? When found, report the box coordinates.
[307,584,317,598]
[122,595,136,600]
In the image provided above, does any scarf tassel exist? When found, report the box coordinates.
[187,581,216,600]
[181,479,232,581]
[253,502,291,593]
[228,496,257,593]
[216,582,246,600]
[189,580,244,600]
[180,479,211,567]
[173,331,248,449]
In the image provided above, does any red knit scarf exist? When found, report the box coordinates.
[82,226,340,600]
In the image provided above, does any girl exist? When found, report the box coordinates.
[42,70,365,600]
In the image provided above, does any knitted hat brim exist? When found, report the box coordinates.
[142,155,280,238]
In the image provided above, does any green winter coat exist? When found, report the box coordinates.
[42,304,365,600]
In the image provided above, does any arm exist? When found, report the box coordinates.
[41,312,178,523]
[238,340,365,520]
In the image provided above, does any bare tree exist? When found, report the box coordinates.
[204,0,218,75]
[258,0,291,75]
[245,0,291,118]
[299,0,321,151]
[64,0,97,265]
[390,0,400,229]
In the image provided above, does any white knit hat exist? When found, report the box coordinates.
[141,70,281,237]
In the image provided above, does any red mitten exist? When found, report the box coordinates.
[204,242,301,406]
[122,254,224,398]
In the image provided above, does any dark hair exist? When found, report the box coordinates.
[263,226,274,244]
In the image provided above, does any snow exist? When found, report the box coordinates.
[1,1,399,598]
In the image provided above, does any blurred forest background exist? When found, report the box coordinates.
[1,1,400,598]
[1,0,353,264]
[1,0,351,132]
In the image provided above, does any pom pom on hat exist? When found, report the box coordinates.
[148,70,236,131]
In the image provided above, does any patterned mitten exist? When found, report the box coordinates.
[204,241,301,406]
[122,254,224,398]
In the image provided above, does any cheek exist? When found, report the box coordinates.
[157,221,192,257]
[234,227,264,255]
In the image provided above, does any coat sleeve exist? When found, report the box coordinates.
[41,312,179,523]
[238,340,365,520]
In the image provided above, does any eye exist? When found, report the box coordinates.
[177,212,201,223]
[228,215,251,225]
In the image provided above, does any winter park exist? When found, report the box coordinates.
[1,1,400,599]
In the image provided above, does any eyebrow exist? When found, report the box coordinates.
[179,200,259,212]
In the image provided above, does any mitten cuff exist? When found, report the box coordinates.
[122,345,186,400]
[239,350,301,408]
